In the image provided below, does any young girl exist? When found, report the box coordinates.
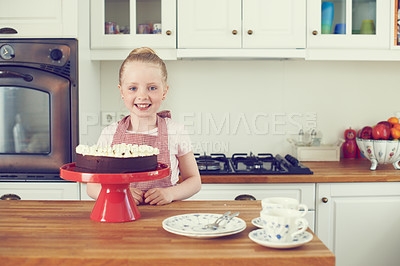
[87,47,201,205]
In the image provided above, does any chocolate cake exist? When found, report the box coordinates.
[75,143,159,173]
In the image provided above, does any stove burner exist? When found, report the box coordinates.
[197,159,221,171]
[195,152,312,175]
[194,153,232,173]
[231,152,280,172]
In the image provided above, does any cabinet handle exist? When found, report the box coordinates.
[312,30,318,36]
[247,30,253,35]
[166,30,172,36]
[0,194,21,200]
[322,197,328,203]
[232,30,238,35]
[0,27,18,34]
[234,194,256,201]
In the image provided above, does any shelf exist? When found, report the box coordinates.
[90,48,177,61]
[306,48,400,61]
[176,49,306,60]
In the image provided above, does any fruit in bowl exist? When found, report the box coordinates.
[356,117,400,170]
[358,126,372,139]
[372,123,390,140]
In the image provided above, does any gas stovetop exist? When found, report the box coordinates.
[194,153,313,175]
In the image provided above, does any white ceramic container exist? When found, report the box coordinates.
[261,197,308,217]
[356,138,400,170]
[259,209,308,243]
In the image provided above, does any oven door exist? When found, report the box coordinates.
[0,66,71,173]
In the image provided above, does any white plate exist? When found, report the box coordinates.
[163,223,246,239]
[251,217,263,229]
[162,213,246,236]
[249,229,313,249]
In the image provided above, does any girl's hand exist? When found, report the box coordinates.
[130,187,144,205]
[144,188,173,206]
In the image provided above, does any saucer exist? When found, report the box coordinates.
[248,229,313,249]
[251,217,263,228]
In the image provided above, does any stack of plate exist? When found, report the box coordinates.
[162,213,246,239]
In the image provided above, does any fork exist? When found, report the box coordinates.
[203,211,231,230]
[226,211,240,223]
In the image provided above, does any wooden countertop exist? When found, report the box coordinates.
[201,159,400,183]
[0,200,334,265]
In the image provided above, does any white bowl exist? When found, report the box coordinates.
[356,138,400,170]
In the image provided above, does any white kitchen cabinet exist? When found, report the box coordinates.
[178,0,241,49]
[0,0,78,38]
[90,0,176,50]
[307,0,390,49]
[316,182,400,266]
[178,0,306,49]
[80,183,95,200]
[0,182,80,200]
[188,183,315,232]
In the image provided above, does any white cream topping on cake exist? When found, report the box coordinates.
[76,143,159,158]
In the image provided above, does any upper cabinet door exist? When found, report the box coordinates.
[178,0,305,49]
[308,0,390,48]
[243,0,306,48]
[0,0,77,38]
[178,0,242,48]
[91,0,176,49]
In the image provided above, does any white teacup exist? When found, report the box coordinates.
[261,197,308,217]
[260,208,308,243]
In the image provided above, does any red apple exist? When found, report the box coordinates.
[358,126,373,139]
[377,121,392,129]
[372,124,390,140]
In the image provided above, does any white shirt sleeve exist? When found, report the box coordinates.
[165,118,193,185]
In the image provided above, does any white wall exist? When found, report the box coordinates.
[96,59,400,156]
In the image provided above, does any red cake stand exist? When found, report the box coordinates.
[60,163,170,223]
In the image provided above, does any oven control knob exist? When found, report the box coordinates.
[50,48,63,61]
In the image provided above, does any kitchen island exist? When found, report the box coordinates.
[0,200,334,265]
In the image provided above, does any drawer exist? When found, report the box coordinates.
[0,182,79,200]
[188,183,315,210]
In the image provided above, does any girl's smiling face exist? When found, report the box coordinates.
[119,61,168,120]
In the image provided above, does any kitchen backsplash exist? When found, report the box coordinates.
[93,59,400,156]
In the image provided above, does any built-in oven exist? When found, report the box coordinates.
[0,39,78,182]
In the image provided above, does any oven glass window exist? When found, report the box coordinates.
[0,86,50,154]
